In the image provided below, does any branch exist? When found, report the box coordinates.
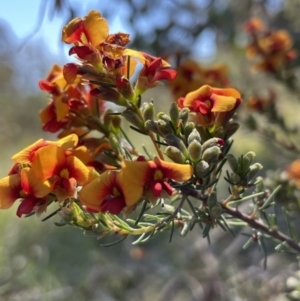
[221,203,300,253]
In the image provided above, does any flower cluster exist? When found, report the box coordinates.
[244,17,297,74]
[9,10,295,252]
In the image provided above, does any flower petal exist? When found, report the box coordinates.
[79,171,117,211]
[31,145,65,180]
[210,94,237,112]
[20,168,51,198]
[155,157,193,182]
[0,174,21,209]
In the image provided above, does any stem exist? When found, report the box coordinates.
[149,131,165,160]
[221,203,300,253]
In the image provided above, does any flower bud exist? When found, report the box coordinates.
[157,112,171,122]
[188,128,201,145]
[224,122,240,139]
[164,134,189,158]
[91,88,128,107]
[247,163,263,181]
[202,146,221,164]
[111,114,122,130]
[226,154,238,173]
[184,122,195,141]
[156,119,173,136]
[164,146,186,164]
[188,140,202,162]
[116,76,135,101]
[179,108,190,126]
[141,102,155,121]
[122,108,144,130]
[241,151,256,174]
[195,160,210,178]
[202,138,224,153]
[169,103,179,126]
[144,120,161,135]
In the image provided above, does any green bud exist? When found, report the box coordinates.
[157,112,171,122]
[242,151,256,171]
[202,138,224,153]
[169,103,179,126]
[188,140,202,162]
[202,146,221,164]
[195,160,210,178]
[184,122,195,141]
[144,120,161,135]
[122,108,144,130]
[188,128,201,145]
[103,109,113,125]
[164,146,186,164]
[141,102,154,121]
[111,114,122,130]
[156,119,173,136]
[164,134,189,158]
[227,154,239,173]
[224,122,240,139]
[179,108,190,126]
[255,176,264,192]
[247,163,263,181]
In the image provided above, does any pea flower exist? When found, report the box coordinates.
[79,170,143,214]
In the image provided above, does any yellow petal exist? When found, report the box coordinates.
[20,168,51,198]
[0,175,21,209]
[210,94,237,112]
[83,10,109,46]
[31,145,65,180]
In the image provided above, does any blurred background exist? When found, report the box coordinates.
[0,0,300,300]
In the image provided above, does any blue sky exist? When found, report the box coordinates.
[0,0,130,57]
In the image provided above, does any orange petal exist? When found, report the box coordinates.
[54,133,78,149]
[83,10,109,46]
[183,85,212,107]
[65,155,96,185]
[12,139,48,164]
[120,160,150,186]
[211,87,241,99]
[54,95,69,121]
[116,172,143,206]
[210,94,237,112]
[20,168,51,198]
[155,158,193,182]
[62,17,83,44]
[79,170,117,211]
[0,174,21,209]
[31,145,65,180]
[123,49,171,67]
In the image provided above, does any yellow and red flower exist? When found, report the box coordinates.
[120,157,193,203]
[79,170,143,214]
[31,144,95,200]
[62,10,109,47]
[178,85,241,127]
[12,134,78,164]
[0,168,51,217]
